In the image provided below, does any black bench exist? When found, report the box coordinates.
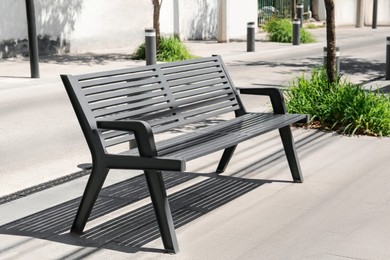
[61,55,308,253]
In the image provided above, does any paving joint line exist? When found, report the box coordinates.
[0,170,90,205]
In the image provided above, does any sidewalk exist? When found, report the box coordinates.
[1,26,390,259]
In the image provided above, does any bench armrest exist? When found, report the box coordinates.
[97,120,157,156]
[97,120,186,171]
[238,87,286,114]
[238,87,309,123]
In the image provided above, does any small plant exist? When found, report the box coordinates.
[285,67,390,136]
[305,23,322,29]
[133,36,196,62]
[263,18,316,43]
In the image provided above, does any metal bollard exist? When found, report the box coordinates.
[247,22,255,52]
[25,0,40,78]
[292,19,300,45]
[386,37,390,80]
[372,0,378,29]
[145,28,156,65]
[323,47,340,77]
[297,4,304,28]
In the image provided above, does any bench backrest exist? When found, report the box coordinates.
[61,56,245,151]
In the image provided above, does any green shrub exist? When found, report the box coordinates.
[286,68,390,136]
[133,36,195,62]
[133,43,146,61]
[263,18,316,43]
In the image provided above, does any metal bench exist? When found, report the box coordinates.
[61,55,308,253]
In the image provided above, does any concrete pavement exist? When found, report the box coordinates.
[1,26,390,259]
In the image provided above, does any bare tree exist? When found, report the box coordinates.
[152,0,163,49]
[324,0,336,83]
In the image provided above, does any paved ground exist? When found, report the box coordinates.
[1,26,390,259]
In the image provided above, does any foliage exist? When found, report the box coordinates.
[133,42,146,60]
[285,68,390,136]
[157,37,195,62]
[133,36,195,62]
[305,23,323,29]
[263,18,315,43]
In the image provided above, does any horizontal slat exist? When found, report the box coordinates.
[180,99,238,119]
[144,116,179,128]
[102,103,174,121]
[162,61,220,75]
[86,85,165,103]
[174,84,232,100]
[90,89,168,110]
[152,106,238,134]
[154,113,306,160]
[170,78,227,93]
[101,129,131,140]
[175,89,234,107]
[166,72,225,87]
[164,67,223,81]
[104,133,134,147]
[159,56,219,69]
[79,70,159,88]
[92,96,170,117]
[83,77,161,96]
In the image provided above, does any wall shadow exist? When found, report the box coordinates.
[0,0,83,58]
[39,53,134,65]
[189,0,218,40]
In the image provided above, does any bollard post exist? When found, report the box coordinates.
[356,0,364,28]
[386,37,390,80]
[145,28,156,65]
[372,0,378,29]
[247,22,255,52]
[292,19,300,45]
[25,0,40,78]
[297,4,304,28]
[323,47,340,77]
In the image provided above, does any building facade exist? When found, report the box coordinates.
[0,0,257,58]
[0,0,388,58]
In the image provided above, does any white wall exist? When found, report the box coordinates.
[68,0,152,53]
[161,0,257,41]
[335,0,357,26]
[316,0,357,26]
[228,0,258,39]
[315,0,390,27]
[1,0,257,54]
[0,0,152,53]
[0,0,28,39]
[165,0,219,40]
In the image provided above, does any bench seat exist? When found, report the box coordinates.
[120,112,307,161]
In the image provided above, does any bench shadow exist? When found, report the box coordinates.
[0,171,272,255]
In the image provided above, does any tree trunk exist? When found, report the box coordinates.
[324,0,336,84]
[153,0,162,50]
[292,0,297,19]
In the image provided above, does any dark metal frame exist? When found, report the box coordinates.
[61,55,308,253]
[25,0,40,78]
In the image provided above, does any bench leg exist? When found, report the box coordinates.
[216,145,237,173]
[71,164,109,233]
[144,170,179,253]
[278,126,303,183]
